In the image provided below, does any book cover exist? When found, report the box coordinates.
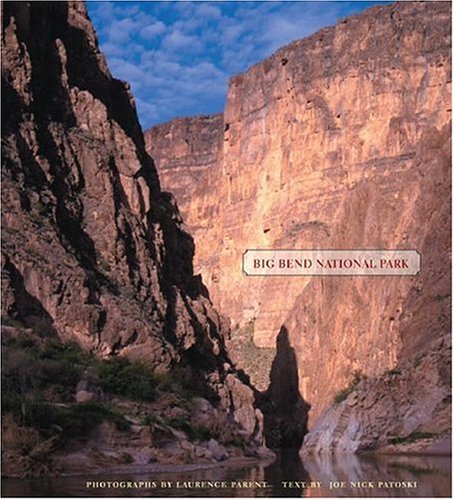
[1,0,451,497]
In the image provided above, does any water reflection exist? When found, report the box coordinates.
[302,454,451,497]
[264,451,311,497]
[2,454,451,497]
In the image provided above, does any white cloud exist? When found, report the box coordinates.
[100,41,127,58]
[106,17,139,43]
[86,1,373,128]
[162,29,203,53]
[195,3,222,19]
[135,97,161,125]
[140,21,166,40]
[109,57,147,91]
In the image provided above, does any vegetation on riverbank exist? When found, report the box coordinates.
[1,320,252,477]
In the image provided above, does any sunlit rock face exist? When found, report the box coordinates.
[145,113,224,233]
[146,0,451,441]
[1,1,266,442]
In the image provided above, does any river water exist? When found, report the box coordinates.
[2,453,451,497]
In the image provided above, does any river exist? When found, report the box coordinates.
[2,453,451,497]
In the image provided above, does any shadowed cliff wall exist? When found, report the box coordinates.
[1,0,265,443]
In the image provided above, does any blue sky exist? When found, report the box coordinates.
[87,1,390,130]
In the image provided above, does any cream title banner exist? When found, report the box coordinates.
[243,250,421,276]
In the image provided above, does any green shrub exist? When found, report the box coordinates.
[388,431,436,445]
[142,414,163,426]
[2,346,40,417]
[166,416,213,441]
[1,338,92,412]
[56,401,130,433]
[227,435,247,449]
[120,452,134,464]
[152,369,196,400]
[333,370,366,405]
[23,400,58,430]
[28,318,53,338]
[333,388,350,404]
[39,339,92,366]
[2,330,37,351]
[414,353,424,368]
[165,381,194,401]
[98,258,112,273]
[24,400,130,435]
[35,358,83,392]
[2,334,90,389]
[1,390,24,416]
[96,357,157,402]
[2,317,25,329]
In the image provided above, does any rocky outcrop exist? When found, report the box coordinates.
[1,0,267,469]
[302,334,451,455]
[145,114,224,233]
[145,0,451,451]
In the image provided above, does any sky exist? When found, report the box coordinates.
[86,1,390,130]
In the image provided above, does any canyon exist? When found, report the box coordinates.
[146,0,452,453]
[0,0,451,478]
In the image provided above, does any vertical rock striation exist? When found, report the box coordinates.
[146,0,451,450]
[1,1,264,446]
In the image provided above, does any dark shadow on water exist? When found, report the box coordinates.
[264,449,311,497]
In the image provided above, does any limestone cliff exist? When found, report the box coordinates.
[1,1,268,475]
[146,0,451,451]
[145,113,224,235]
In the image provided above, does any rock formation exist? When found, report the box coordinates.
[146,0,451,452]
[302,333,451,455]
[145,113,224,234]
[1,1,269,475]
